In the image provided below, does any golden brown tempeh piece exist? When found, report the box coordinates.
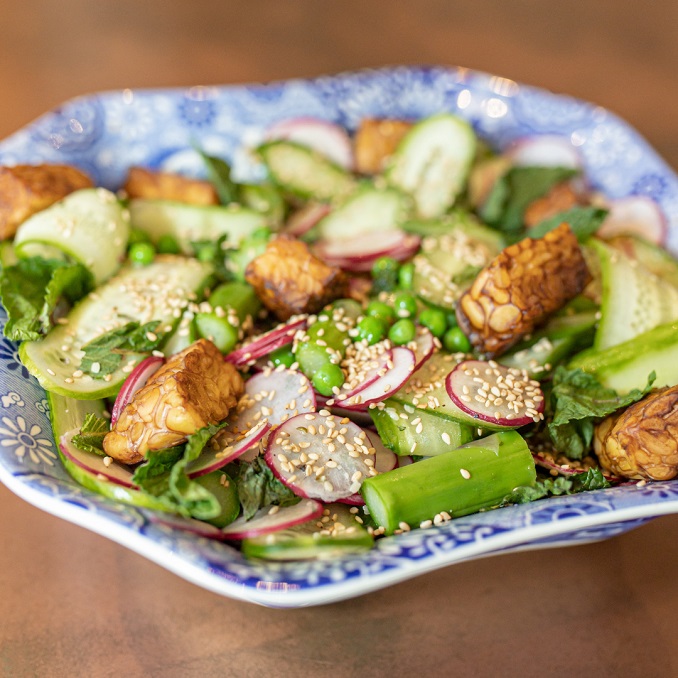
[455,223,591,357]
[354,118,412,175]
[245,235,346,321]
[594,385,678,480]
[123,167,219,205]
[0,164,93,239]
[103,339,243,464]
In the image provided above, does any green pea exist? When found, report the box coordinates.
[393,291,418,318]
[308,320,350,353]
[156,234,181,254]
[311,363,345,397]
[127,227,151,246]
[446,311,459,328]
[193,313,239,353]
[269,345,295,368]
[443,326,472,353]
[366,300,396,326]
[128,241,156,266]
[398,262,414,289]
[418,307,447,338]
[295,342,334,378]
[356,316,386,345]
[388,318,416,345]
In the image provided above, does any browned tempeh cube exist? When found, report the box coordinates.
[455,223,591,357]
[123,166,219,205]
[103,339,244,464]
[594,385,678,480]
[354,118,412,175]
[0,164,93,239]
[245,235,346,321]
[524,182,581,228]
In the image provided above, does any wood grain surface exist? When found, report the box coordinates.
[1,2,677,676]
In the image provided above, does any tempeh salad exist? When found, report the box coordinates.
[1,112,677,561]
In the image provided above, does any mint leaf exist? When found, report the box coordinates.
[80,320,165,378]
[480,166,579,237]
[504,468,611,505]
[0,257,92,341]
[133,446,185,497]
[234,456,299,520]
[71,413,110,456]
[529,206,609,242]
[195,149,239,205]
[548,366,655,458]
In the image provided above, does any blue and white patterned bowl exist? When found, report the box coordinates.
[1,66,678,608]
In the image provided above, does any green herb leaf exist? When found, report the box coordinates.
[132,446,185,496]
[504,468,611,505]
[371,257,400,295]
[0,257,92,341]
[548,366,655,458]
[195,149,239,205]
[234,456,300,520]
[529,206,609,242]
[80,320,165,378]
[480,166,579,237]
[71,413,111,456]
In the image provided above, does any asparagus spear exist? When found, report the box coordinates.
[360,430,535,534]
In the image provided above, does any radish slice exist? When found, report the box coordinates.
[596,196,667,245]
[150,513,226,540]
[265,412,377,502]
[220,499,323,539]
[408,326,435,370]
[446,359,545,427]
[266,117,353,170]
[367,431,398,473]
[315,230,420,265]
[336,493,365,506]
[59,430,137,488]
[334,344,394,403]
[111,355,164,426]
[507,135,582,169]
[233,369,317,433]
[531,453,620,483]
[337,347,416,411]
[284,203,331,237]
[185,419,271,478]
[225,317,307,367]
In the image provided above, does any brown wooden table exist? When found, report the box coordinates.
[1,2,677,676]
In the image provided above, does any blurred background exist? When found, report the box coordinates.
[1,2,677,676]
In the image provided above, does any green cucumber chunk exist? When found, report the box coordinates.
[569,321,678,392]
[13,188,130,285]
[316,184,411,241]
[242,503,373,561]
[361,431,535,534]
[606,235,678,288]
[387,113,477,219]
[238,182,286,223]
[129,199,267,254]
[20,255,212,399]
[591,239,678,350]
[370,398,475,456]
[257,140,356,202]
[192,471,240,527]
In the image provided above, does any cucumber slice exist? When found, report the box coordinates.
[238,183,286,224]
[19,255,212,399]
[316,185,411,242]
[569,321,678,393]
[129,199,267,254]
[256,140,356,202]
[13,188,130,285]
[47,392,174,512]
[387,113,476,219]
[371,398,475,457]
[0,241,18,268]
[591,239,678,350]
[606,235,678,288]
[241,503,373,561]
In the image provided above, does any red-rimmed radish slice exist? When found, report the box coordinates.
[446,359,545,427]
[284,203,331,237]
[220,499,323,539]
[366,431,398,473]
[59,430,136,488]
[506,135,582,169]
[233,369,317,433]
[315,230,420,267]
[408,326,435,370]
[316,394,375,427]
[225,316,307,367]
[334,345,393,403]
[531,453,620,483]
[336,493,365,506]
[596,196,667,245]
[149,513,226,540]
[266,117,353,170]
[338,346,416,411]
[111,355,164,426]
[185,419,271,478]
[265,412,377,502]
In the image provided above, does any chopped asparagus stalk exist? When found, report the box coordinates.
[360,431,535,534]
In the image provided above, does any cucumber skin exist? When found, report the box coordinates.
[569,321,678,392]
[361,431,535,535]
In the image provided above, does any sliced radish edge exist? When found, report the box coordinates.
[220,499,323,539]
[111,355,164,426]
[225,317,307,367]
